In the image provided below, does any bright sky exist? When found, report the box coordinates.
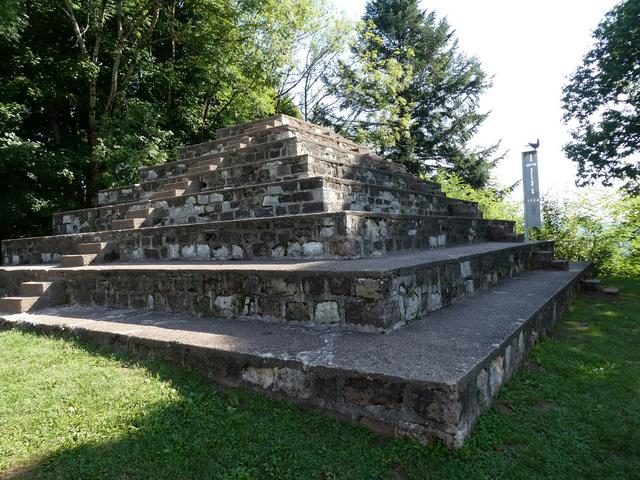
[330,0,619,199]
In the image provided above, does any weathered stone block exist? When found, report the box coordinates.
[314,301,340,325]
[302,241,323,257]
[354,278,387,300]
[411,387,461,426]
[303,277,325,296]
[285,302,309,322]
[342,378,404,410]
[242,366,275,389]
[488,355,504,397]
[273,368,310,399]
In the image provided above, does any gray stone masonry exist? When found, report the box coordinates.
[0,241,553,331]
[135,124,406,188]
[0,263,591,448]
[54,177,474,235]
[0,113,576,447]
[97,154,441,207]
[3,212,516,265]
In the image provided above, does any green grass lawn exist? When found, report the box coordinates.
[1,278,639,480]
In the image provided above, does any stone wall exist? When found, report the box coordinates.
[97,154,441,207]
[3,212,516,265]
[56,177,463,235]
[203,114,364,159]
[0,265,585,448]
[0,242,552,331]
[57,177,328,234]
[307,156,439,194]
[326,178,450,216]
[452,277,580,446]
[138,126,406,186]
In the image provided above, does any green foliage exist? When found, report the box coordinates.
[326,0,500,187]
[532,189,640,277]
[0,0,27,42]
[611,194,640,276]
[434,171,519,222]
[438,172,639,278]
[533,197,617,275]
[274,0,352,121]
[326,20,414,153]
[0,0,332,239]
[97,99,177,188]
[0,134,80,239]
[562,0,640,193]
[2,278,640,478]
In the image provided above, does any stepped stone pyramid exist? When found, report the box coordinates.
[0,114,589,447]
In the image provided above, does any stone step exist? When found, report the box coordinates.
[181,127,287,163]
[111,218,145,230]
[183,141,248,157]
[238,123,280,136]
[180,134,254,161]
[488,225,514,241]
[78,242,108,254]
[550,259,569,270]
[144,127,399,184]
[0,263,590,448]
[222,142,247,151]
[187,134,385,174]
[532,250,555,269]
[196,157,223,168]
[603,287,619,296]
[188,164,218,175]
[4,212,517,265]
[215,117,283,140]
[22,241,553,331]
[166,179,192,191]
[20,281,52,296]
[55,175,474,235]
[581,278,602,292]
[448,202,482,218]
[100,153,441,207]
[125,209,153,219]
[504,233,525,242]
[60,254,98,267]
[151,189,185,200]
[0,296,39,313]
[214,115,357,148]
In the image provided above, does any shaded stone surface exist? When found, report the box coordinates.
[0,114,580,447]
[3,211,517,265]
[0,241,553,331]
[0,263,590,447]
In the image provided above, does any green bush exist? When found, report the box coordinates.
[436,172,639,277]
[433,171,520,222]
[532,190,639,277]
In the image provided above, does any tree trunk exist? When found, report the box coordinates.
[61,0,107,206]
[86,78,99,206]
[167,1,176,108]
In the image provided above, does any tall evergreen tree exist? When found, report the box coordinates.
[327,0,500,188]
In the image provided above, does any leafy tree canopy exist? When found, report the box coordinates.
[562,0,640,193]
[322,0,501,188]
[0,0,333,239]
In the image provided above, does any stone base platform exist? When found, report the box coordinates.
[0,241,553,331]
[0,262,590,448]
[3,212,517,266]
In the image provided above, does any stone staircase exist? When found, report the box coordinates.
[0,280,64,313]
[0,114,590,447]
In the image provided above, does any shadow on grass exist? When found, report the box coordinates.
[2,335,398,480]
[3,277,640,480]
